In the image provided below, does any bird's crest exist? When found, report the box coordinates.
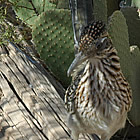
[79,21,106,52]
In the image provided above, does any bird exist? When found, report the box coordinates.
[65,21,132,140]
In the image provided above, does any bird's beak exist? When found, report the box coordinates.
[67,52,87,77]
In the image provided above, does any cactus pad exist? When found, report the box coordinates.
[10,0,56,25]
[48,0,58,5]
[108,10,131,79]
[121,7,140,49]
[32,9,74,87]
[93,0,107,23]
[129,45,140,126]
[131,0,140,8]
[108,10,140,126]
[57,0,69,9]
[48,0,69,9]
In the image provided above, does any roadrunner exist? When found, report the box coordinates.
[65,21,132,140]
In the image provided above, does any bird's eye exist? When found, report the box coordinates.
[96,43,101,48]
[95,37,107,50]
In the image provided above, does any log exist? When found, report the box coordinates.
[0,43,91,140]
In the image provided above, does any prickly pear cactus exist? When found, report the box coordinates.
[131,0,140,8]
[108,10,131,79]
[10,0,56,25]
[121,7,140,48]
[129,45,140,126]
[32,9,74,87]
[108,10,140,126]
[57,0,69,9]
[93,0,107,23]
[48,0,58,5]
[48,0,69,9]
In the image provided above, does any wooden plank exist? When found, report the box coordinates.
[0,43,92,140]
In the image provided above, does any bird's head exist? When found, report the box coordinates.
[68,21,111,76]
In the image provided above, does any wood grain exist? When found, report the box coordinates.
[0,43,91,140]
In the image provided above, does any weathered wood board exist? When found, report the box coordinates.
[0,43,91,140]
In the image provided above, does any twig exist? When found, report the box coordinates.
[28,0,39,16]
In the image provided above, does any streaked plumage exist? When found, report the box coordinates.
[65,21,132,140]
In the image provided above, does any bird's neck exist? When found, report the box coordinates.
[89,46,121,77]
[80,47,121,97]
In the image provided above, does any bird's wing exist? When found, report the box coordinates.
[65,74,82,113]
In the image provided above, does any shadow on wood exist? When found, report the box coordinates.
[0,43,92,140]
